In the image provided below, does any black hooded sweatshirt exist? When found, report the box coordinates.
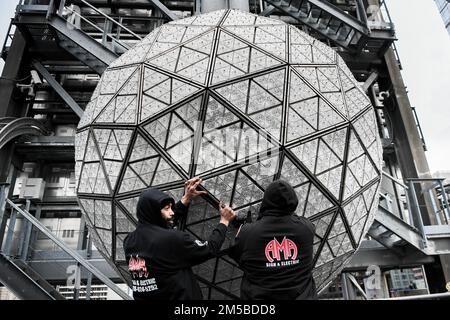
[123,189,228,300]
[229,180,317,300]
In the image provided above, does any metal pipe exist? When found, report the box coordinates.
[347,274,367,300]
[85,236,93,300]
[438,180,450,223]
[0,184,8,238]
[341,273,350,300]
[46,0,55,20]
[27,204,41,260]
[3,208,17,256]
[6,199,131,300]
[377,291,450,300]
[73,263,81,300]
[356,0,368,26]
[18,199,31,259]
[382,171,409,189]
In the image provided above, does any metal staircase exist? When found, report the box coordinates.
[48,15,118,74]
[0,117,51,150]
[367,174,450,257]
[263,0,395,55]
[0,198,132,300]
[13,1,128,74]
[346,173,450,273]
[0,252,65,300]
[9,0,179,75]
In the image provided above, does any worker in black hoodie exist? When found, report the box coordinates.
[123,177,236,300]
[229,180,317,300]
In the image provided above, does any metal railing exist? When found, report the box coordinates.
[53,0,143,54]
[368,0,402,68]
[407,178,450,226]
[1,198,131,300]
[1,19,16,60]
[380,171,450,244]
[410,106,428,151]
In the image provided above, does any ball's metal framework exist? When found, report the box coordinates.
[75,9,382,297]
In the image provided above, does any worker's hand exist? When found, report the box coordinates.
[219,201,236,227]
[181,177,208,206]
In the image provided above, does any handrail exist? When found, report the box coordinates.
[62,5,130,51]
[382,171,409,190]
[6,199,132,300]
[76,0,142,40]
[377,291,450,300]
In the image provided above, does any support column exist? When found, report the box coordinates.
[85,235,93,300]
[341,273,356,300]
[0,165,16,250]
[27,204,42,260]
[17,199,31,259]
[383,48,450,287]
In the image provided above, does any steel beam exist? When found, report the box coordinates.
[147,0,179,21]
[18,200,31,260]
[32,61,84,118]
[27,204,41,260]
[344,240,434,272]
[3,209,17,256]
[374,206,424,251]
[48,15,117,68]
[0,29,27,118]
[362,71,379,93]
[260,5,276,16]
[347,274,367,299]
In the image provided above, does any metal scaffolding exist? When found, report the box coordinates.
[0,0,449,300]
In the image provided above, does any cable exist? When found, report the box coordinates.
[0,74,32,83]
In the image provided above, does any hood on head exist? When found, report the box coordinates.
[136,189,175,227]
[259,180,298,216]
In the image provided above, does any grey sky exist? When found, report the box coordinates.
[0,0,449,173]
[387,0,450,174]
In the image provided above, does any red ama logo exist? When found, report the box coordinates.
[128,255,148,278]
[265,237,298,262]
